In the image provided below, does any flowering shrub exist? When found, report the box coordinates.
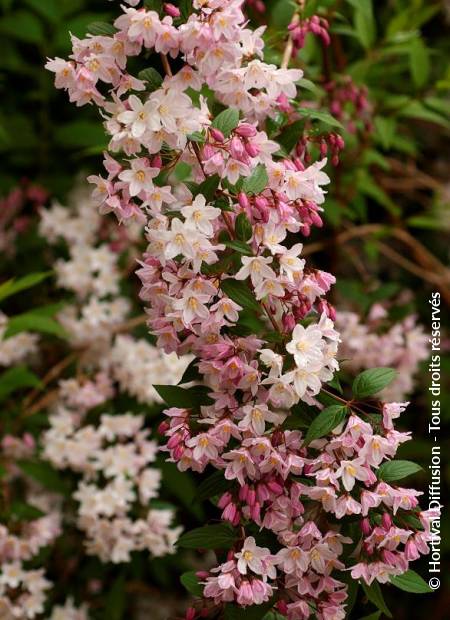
[41,1,443,619]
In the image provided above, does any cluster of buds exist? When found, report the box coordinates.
[288,15,331,56]
[325,77,373,133]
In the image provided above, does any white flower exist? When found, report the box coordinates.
[279,243,305,281]
[117,94,153,138]
[118,158,159,196]
[286,324,325,368]
[181,194,221,236]
[235,537,274,577]
[335,458,370,492]
[235,256,275,286]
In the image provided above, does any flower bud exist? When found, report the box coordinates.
[210,127,225,142]
[164,3,181,17]
[238,191,250,210]
[382,512,393,530]
[235,123,257,138]
[158,421,170,435]
[360,518,372,536]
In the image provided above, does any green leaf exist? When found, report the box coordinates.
[0,272,51,304]
[153,384,213,408]
[304,405,347,445]
[276,119,305,154]
[374,116,396,150]
[195,174,220,202]
[242,165,269,195]
[160,459,204,520]
[0,366,42,402]
[221,279,261,313]
[180,571,204,597]
[187,131,206,143]
[178,358,200,384]
[55,121,108,149]
[353,2,376,50]
[410,38,430,89]
[177,524,237,549]
[196,470,232,503]
[390,569,432,594]
[138,67,164,91]
[378,460,423,482]
[352,367,397,398]
[297,108,344,129]
[4,313,68,339]
[104,575,126,620]
[235,212,253,241]
[212,108,240,137]
[223,240,253,255]
[361,581,392,618]
[398,101,450,129]
[87,21,117,36]
[10,501,45,521]
[18,461,68,494]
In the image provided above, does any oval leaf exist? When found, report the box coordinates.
[180,571,204,596]
[390,569,432,594]
[304,405,347,445]
[212,108,239,137]
[352,367,397,398]
[177,524,237,549]
[378,460,423,482]
[221,279,261,313]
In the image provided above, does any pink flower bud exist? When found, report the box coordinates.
[230,136,244,159]
[282,313,296,332]
[250,501,261,521]
[222,502,237,523]
[151,155,162,169]
[218,492,233,509]
[173,445,185,460]
[164,3,181,18]
[158,421,170,435]
[238,191,250,210]
[247,488,256,506]
[239,484,249,501]
[244,142,260,157]
[277,600,288,615]
[360,518,372,536]
[235,123,257,138]
[382,512,393,530]
[185,608,196,620]
[167,433,182,449]
[210,127,225,142]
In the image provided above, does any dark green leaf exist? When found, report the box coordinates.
[361,581,392,618]
[223,240,253,255]
[195,174,220,202]
[196,470,232,503]
[138,67,164,91]
[221,279,261,313]
[378,460,423,482]
[178,358,200,384]
[88,21,117,36]
[4,313,68,339]
[0,366,42,402]
[104,575,125,620]
[212,108,239,137]
[390,569,432,593]
[177,524,237,549]
[180,571,204,597]
[187,131,206,143]
[10,501,45,521]
[352,367,397,398]
[153,384,213,408]
[0,272,51,304]
[235,212,253,241]
[357,613,381,620]
[18,461,68,494]
[304,405,347,445]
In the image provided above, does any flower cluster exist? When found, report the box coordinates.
[47,0,432,617]
[44,392,181,563]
